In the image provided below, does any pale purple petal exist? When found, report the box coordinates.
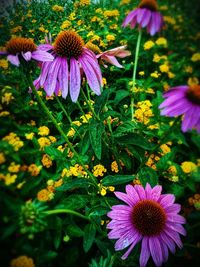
[164,228,183,248]
[121,233,142,259]
[137,8,146,24]
[166,222,186,236]
[22,51,32,61]
[69,57,81,102]
[134,184,146,200]
[141,9,151,27]
[159,92,186,109]
[122,9,138,27]
[0,51,8,55]
[7,54,20,66]
[159,194,175,208]
[167,214,186,224]
[59,57,68,99]
[165,203,181,214]
[160,232,176,254]
[114,191,135,206]
[149,236,163,266]
[45,57,61,96]
[125,185,140,203]
[37,44,53,51]
[40,61,52,86]
[140,237,150,267]
[150,185,162,201]
[101,55,123,68]
[32,50,54,62]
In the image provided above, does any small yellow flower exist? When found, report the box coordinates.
[139,71,145,76]
[67,128,76,138]
[150,71,161,78]
[187,77,199,86]
[191,52,200,62]
[144,40,155,50]
[111,161,119,173]
[92,164,107,177]
[28,164,42,176]
[106,34,116,42]
[38,137,51,149]
[52,5,64,12]
[0,152,6,164]
[25,132,35,140]
[8,162,20,173]
[155,37,167,47]
[37,189,51,202]
[159,64,169,73]
[38,126,50,136]
[181,161,197,173]
[41,154,53,168]
[0,59,8,69]
[11,255,35,267]
[1,92,14,104]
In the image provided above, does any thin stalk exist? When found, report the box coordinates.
[44,209,90,221]
[55,96,83,140]
[82,88,100,121]
[76,100,89,122]
[27,74,97,186]
[131,29,142,121]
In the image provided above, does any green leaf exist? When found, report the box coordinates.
[112,121,136,137]
[102,175,134,186]
[67,224,84,237]
[138,167,158,186]
[156,152,173,170]
[113,90,129,105]
[56,178,92,191]
[79,131,90,155]
[89,119,105,160]
[55,194,89,210]
[53,217,62,250]
[114,133,153,150]
[94,89,109,115]
[169,184,185,198]
[83,223,96,253]
[44,146,63,159]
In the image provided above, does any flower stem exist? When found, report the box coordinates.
[131,29,142,121]
[44,209,90,221]
[82,86,100,121]
[55,96,83,140]
[26,74,97,187]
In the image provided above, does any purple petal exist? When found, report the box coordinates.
[101,55,123,68]
[121,233,142,259]
[45,57,61,96]
[122,9,138,27]
[159,92,186,109]
[22,51,32,61]
[160,232,176,254]
[107,209,131,220]
[7,54,20,66]
[149,12,157,36]
[69,57,81,102]
[166,222,186,236]
[159,194,175,208]
[114,191,135,206]
[108,225,134,239]
[137,8,146,24]
[150,185,162,201]
[58,57,69,99]
[182,107,200,132]
[141,9,151,27]
[140,237,150,267]
[37,44,53,51]
[145,183,152,199]
[134,185,146,200]
[167,214,186,224]
[165,203,181,214]
[40,61,52,86]
[160,240,169,263]
[31,50,54,62]
[149,236,163,266]
[164,228,183,248]
[125,185,140,203]
[0,51,8,55]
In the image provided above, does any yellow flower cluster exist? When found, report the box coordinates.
[8,162,20,173]
[37,179,63,202]
[106,34,116,42]
[111,161,119,173]
[25,132,35,140]
[181,161,197,173]
[61,164,88,177]
[80,112,92,123]
[41,154,53,168]
[1,92,14,104]
[150,70,161,78]
[92,164,107,177]
[3,132,24,151]
[188,194,200,210]
[145,153,160,170]
[155,37,167,47]
[38,126,50,136]
[134,100,153,125]
[80,0,90,6]
[164,16,176,25]
[28,164,42,176]
[191,52,200,62]
[98,183,115,196]
[0,152,6,164]
[10,255,35,267]
[103,10,120,18]
[166,165,179,182]
[0,173,17,185]
[153,53,167,63]
[0,59,8,69]
[144,40,154,50]
[52,5,64,12]
[61,20,72,30]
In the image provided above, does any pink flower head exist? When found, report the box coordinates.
[122,0,163,36]
[96,45,131,68]
[34,31,103,102]
[0,37,54,67]
[159,85,200,133]
[107,183,186,267]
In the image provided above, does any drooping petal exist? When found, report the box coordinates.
[7,54,20,66]
[149,236,163,266]
[140,9,151,28]
[31,50,54,62]
[121,233,142,259]
[100,55,123,68]
[122,9,138,27]
[37,44,53,51]
[69,57,81,102]
[140,237,150,267]
[114,191,135,206]
[45,57,61,96]
[58,57,69,99]
[22,51,32,61]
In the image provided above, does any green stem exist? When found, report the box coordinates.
[131,29,142,121]
[82,87,100,121]
[27,74,97,186]
[76,100,89,122]
[55,96,83,140]
[44,209,90,221]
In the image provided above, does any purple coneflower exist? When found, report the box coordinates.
[34,31,102,102]
[159,85,200,133]
[0,37,54,66]
[107,183,186,267]
[122,0,163,36]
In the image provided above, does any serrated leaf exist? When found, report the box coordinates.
[138,167,158,186]
[83,224,96,252]
[102,175,134,186]
[113,121,136,137]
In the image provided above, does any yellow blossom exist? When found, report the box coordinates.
[38,126,50,136]
[181,162,197,173]
[139,71,145,76]
[28,164,42,176]
[69,12,76,20]
[111,161,119,173]
[11,255,35,267]
[1,92,14,104]
[191,53,200,62]
[153,53,167,63]
[37,189,52,202]
[11,26,22,33]
[38,137,51,149]
[98,183,115,196]
[92,164,107,177]
[160,144,171,155]
[144,40,155,50]
[104,10,119,18]
[0,153,6,164]
[80,0,90,6]
[168,165,177,175]
[80,112,92,123]
[188,77,199,86]
[0,59,8,69]
[25,132,35,140]
[4,173,18,185]
[159,64,170,73]
[155,37,167,47]
[106,34,115,42]
[2,132,24,151]
[49,135,57,143]
[164,16,176,25]
[8,162,20,173]
[61,20,71,30]
[150,71,161,78]
[52,5,64,12]
[67,128,76,138]
[41,154,53,168]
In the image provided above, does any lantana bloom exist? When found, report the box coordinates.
[122,0,163,36]
[159,85,200,133]
[0,37,54,67]
[34,31,102,102]
[107,183,186,267]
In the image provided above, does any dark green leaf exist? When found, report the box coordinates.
[102,175,135,186]
[56,178,92,191]
[138,167,158,186]
[83,224,96,252]
[89,119,105,160]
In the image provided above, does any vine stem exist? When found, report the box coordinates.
[55,96,83,140]
[131,29,142,121]
[43,209,90,221]
[26,74,97,187]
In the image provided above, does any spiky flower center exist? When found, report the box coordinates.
[139,0,158,11]
[186,85,200,105]
[85,41,101,54]
[6,37,37,55]
[132,200,166,236]
[54,31,84,58]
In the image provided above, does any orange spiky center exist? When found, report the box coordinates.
[6,37,37,55]
[132,200,166,236]
[139,0,158,11]
[54,31,84,58]
[186,85,200,105]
